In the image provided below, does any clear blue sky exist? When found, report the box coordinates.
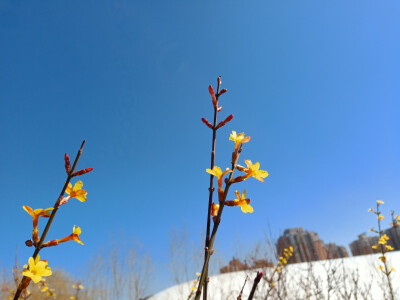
[1,0,400,294]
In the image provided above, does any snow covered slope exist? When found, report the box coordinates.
[150,252,400,300]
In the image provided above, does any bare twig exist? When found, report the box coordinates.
[13,141,88,300]
[247,271,263,300]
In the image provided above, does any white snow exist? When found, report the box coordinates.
[150,252,400,300]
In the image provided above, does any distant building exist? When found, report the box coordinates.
[349,233,379,256]
[277,227,348,263]
[220,257,273,274]
[220,257,248,273]
[350,226,400,256]
[326,243,349,259]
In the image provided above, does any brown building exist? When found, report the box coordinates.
[326,243,349,259]
[220,257,249,273]
[350,226,400,257]
[220,257,273,274]
[277,227,348,263]
[349,233,379,256]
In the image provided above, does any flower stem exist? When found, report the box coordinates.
[195,145,242,300]
[376,204,394,300]
[13,140,87,300]
[203,77,221,300]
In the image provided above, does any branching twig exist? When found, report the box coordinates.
[13,141,88,300]
[247,271,263,300]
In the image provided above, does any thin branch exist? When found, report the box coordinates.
[248,271,263,300]
[203,76,221,300]
[13,140,87,300]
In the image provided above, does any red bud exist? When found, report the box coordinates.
[72,167,93,177]
[219,89,227,96]
[65,153,71,174]
[208,85,218,109]
[255,271,263,283]
[201,118,214,129]
[216,114,233,129]
[217,106,223,112]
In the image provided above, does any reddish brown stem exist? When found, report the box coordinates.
[203,76,222,300]
[13,140,87,300]
[195,145,242,300]
[248,271,263,300]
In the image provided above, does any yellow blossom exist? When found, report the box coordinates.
[206,166,232,189]
[65,181,87,202]
[57,226,84,245]
[22,255,52,283]
[239,160,269,182]
[229,131,250,152]
[386,245,394,251]
[22,206,53,230]
[378,234,390,245]
[210,203,219,217]
[232,190,253,213]
[371,244,378,249]
[378,215,384,220]
[377,200,384,205]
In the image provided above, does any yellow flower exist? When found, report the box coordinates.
[22,206,53,230]
[391,267,395,272]
[229,131,251,152]
[206,166,232,189]
[386,245,394,251]
[372,244,378,249]
[72,282,83,290]
[22,255,52,283]
[238,160,269,182]
[396,215,400,220]
[377,200,384,205]
[232,190,253,213]
[57,226,84,245]
[378,215,384,220]
[65,181,87,202]
[378,234,390,245]
[210,203,219,217]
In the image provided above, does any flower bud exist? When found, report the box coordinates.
[208,85,218,109]
[25,240,34,247]
[65,153,71,174]
[219,88,227,96]
[201,118,213,129]
[72,168,93,177]
[216,114,233,129]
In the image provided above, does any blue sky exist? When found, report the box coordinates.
[1,0,400,294]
